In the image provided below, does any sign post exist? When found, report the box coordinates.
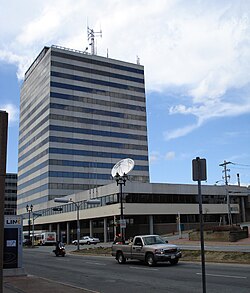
[192,157,207,293]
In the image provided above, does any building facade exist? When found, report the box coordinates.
[18,46,149,215]
[4,173,17,215]
[23,181,250,243]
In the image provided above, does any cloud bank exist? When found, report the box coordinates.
[0,0,249,138]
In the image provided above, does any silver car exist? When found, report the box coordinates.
[72,236,100,245]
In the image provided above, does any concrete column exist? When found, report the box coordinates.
[57,223,60,241]
[66,222,70,244]
[103,218,107,243]
[89,219,93,237]
[241,197,246,222]
[114,215,117,238]
[149,215,154,234]
[49,224,52,232]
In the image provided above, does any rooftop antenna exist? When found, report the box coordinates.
[87,26,102,55]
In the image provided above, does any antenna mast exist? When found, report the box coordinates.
[87,26,102,55]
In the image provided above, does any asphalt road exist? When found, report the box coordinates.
[23,246,250,293]
[68,241,250,252]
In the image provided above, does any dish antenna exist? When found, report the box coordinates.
[111,158,134,178]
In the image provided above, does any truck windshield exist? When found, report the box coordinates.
[142,235,166,245]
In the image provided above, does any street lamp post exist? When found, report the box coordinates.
[26,204,33,245]
[32,212,42,247]
[114,173,127,243]
[54,198,100,250]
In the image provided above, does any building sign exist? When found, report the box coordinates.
[5,216,22,226]
[4,215,23,269]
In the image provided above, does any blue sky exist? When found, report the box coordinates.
[1,0,250,186]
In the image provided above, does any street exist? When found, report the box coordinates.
[22,246,250,293]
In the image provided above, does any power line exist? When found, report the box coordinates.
[219,160,250,188]
[231,162,250,168]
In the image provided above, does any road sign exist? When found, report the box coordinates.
[119,219,126,228]
[192,157,207,181]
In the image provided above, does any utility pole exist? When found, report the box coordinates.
[219,160,232,185]
[219,160,232,225]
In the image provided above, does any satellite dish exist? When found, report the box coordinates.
[111,158,135,177]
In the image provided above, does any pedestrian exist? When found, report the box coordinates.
[113,233,123,244]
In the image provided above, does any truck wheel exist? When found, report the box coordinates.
[146,253,156,267]
[169,259,179,265]
[117,252,126,264]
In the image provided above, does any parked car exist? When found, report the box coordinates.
[72,236,100,245]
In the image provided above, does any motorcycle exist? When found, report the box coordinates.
[53,242,66,257]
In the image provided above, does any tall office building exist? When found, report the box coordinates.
[17,45,149,214]
[4,173,17,215]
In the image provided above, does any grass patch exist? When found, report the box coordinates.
[70,246,112,256]
[69,247,250,264]
[178,250,250,264]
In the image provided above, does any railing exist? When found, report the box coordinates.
[52,45,89,55]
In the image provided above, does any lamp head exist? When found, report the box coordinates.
[86,199,101,205]
[54,198,71,203]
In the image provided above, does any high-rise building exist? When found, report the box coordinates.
[4,173,17,215]
[17,45,149,214]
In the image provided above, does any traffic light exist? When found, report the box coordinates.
[52,207,63,212]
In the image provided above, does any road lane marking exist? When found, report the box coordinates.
[196,273,247,279]
[129,266,158,271]
[85,261,106,266]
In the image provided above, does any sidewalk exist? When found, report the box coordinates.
[3,273,99,293]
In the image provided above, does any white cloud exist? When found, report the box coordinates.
[0,104,19,124]
[0,50,33,80]
[0,0,249,137]
[149,151,160,163]
[164,91,250,140]
[165,151,175,160]
[164,123,200,140]
[150,150,176,162]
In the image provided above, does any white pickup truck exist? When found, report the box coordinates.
[112,234,181,266]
